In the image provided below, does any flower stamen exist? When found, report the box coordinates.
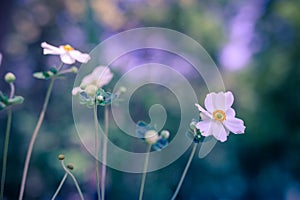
[62,44,74,52]
[213,110,226,122]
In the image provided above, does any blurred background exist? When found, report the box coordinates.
[1,0,300,199]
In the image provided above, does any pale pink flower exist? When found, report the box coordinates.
[195,91,245,142]
[72,66,113,96]
[41,42,90,64]
[80,66,113,89]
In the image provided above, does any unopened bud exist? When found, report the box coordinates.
[119,86,127,93]
[190,121,197,130]
[70,66,78,74]
[160,130,170,139]
[145,130,159,145]
[5,72,16,83]
[97,95,104,102]
[67,163,74,170]
[58,154,65,160]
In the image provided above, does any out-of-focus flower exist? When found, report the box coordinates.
[72,66,113,96]
[0,53,2,66]
[80,66,113,89]
[136,121,170,150]
[72,66,116,108]
[195,91,245,142]
[41,42,90,64]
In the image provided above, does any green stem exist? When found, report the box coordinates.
[0,108,12,200]
[138,144,152,200]
[51,172,68,200]
[18,78,55,200]
[19,63,63,200]
[19,63,64,200]
[94,102,101,200]
[101,105,109,200]
[171,143,197,200]
[60,161,84,200]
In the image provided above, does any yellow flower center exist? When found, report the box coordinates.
[213,110,226,122]
[63,44,74,51]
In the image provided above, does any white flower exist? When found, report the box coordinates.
[195,91,245,142]
[80,66,113,89]
[72,66,113,96]
[41,42,91,64]
[0,53,2,66]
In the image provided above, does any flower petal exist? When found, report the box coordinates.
[226,108,236,118]
[225,91,234,110]
[41,42,63,55]
[195,104,212,118]
[196,120,212,137]
[200,112,210,120]
[214,92,226,110]
[211,121,228,142]
[223,117,245,134]
[92,67,113,87]
[72,87,82,95]
[69,50,91,63]
[60,53,76,64]
[204,92,216,112]
[80,74,96,88]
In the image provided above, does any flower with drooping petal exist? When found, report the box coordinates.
[195,91,245,142]
[41,42,91,64]
[80,66,114,89]
[72,66,113,96]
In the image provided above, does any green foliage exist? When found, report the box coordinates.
[0,91,24,111]
[79,88,117,108]
[33,67,59,80]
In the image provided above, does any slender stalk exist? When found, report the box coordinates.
[171,143,197,200]
[19,62,63,200]
[18,78,55,200]
[101,105,109,200]
[138,144,151,200]
[93,102,101,200]
[9,83,15,99]
[51,173,68,200]
[60,161,84,200]
[0,108,12,200]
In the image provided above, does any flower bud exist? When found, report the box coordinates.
[70,66,78,74]
[5,72,16,83]
[97,95,104,102]
[160,130,170,139]
[67,163,74,170]
[58,154,65,160]
[145,130,159,145]
[85,85,98,96]
[119,86,127,93]
[189,121,197,130]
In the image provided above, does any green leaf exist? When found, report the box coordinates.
[0,102,6,111]
[33,68,58,80]
[8,96,24,105]
[0,91,9,104]
[33,72,47,79]
[49,67,58,74]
